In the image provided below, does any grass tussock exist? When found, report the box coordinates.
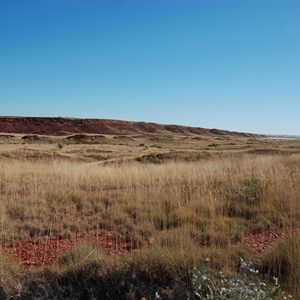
[0,251,25,296]
[261,231,300,298]
[0,153,299,298]
[15,237,245,299]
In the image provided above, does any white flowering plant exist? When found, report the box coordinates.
[191,258,292,300]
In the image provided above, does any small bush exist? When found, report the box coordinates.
[223,178,266,219]
[232,178,265,206]
[190,258,291,300]
[150,144,162,148]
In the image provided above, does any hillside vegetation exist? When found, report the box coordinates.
[0,117,258,137]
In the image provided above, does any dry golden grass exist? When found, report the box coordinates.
[0,156,300,243]
[0,137,300,298]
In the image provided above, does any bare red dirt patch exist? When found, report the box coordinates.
[1,230,133,269]
[242,228,289,254]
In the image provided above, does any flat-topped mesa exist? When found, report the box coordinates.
[0,116,259,137]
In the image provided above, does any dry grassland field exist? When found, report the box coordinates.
[0,123,300,299]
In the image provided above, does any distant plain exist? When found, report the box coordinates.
[0,118,299,299]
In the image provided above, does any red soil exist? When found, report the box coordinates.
[242,228,289,254]
[1,227,291,269]
[0,117,258,138]
[1,230,133,269]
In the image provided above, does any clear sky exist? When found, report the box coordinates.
[0,0,299,135]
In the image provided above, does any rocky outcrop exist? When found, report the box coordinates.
[0,117,259,138]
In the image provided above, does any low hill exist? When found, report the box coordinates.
[0,116,258,137]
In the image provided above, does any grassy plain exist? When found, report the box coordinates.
[0,133,300,299]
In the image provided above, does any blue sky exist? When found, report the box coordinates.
[0,0,299,135]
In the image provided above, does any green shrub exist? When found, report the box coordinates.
[208,143,219,147]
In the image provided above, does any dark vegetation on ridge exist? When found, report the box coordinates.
[0,116,259,137]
